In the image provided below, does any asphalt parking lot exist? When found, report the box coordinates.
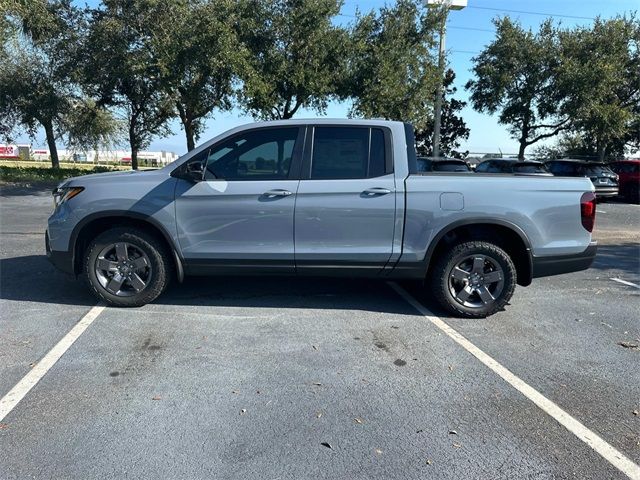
[1,184,639,479]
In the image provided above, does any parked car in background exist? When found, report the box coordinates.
[545,159,619,199]
[475,159,552,176]
[417,157,472,173]
[609,159,639,203]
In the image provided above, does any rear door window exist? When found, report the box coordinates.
[310,127,389,179]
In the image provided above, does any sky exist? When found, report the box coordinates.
[15,0,640,156]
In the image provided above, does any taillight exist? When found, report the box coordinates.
[580,192,596,232]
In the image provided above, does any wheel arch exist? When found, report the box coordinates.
[70,211,184,282]
[424,219,533,286]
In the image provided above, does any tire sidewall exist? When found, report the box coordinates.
[434,242,517,318]
[85,228,168,307]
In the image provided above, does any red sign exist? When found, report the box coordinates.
[0,145,18,158]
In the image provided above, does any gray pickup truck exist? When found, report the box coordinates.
[46,119,597,317]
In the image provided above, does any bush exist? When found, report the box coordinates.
[0,165,116,183]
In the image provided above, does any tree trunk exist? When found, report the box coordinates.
[596,138,607,161]
[43,120,60,169]
[517,141,527,160]
[131,147,138,170]
[177,102,196,152]
[184,119,196,152]
[129,122,138,170]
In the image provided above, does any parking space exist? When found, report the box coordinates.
[1,186,639,479]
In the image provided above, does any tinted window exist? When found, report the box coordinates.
[514,163,549,174]
[311,127,387,179]
[369,128,386,177]
[497,161,514,173]
[583,164,613,175]
[548,162,582,175]
[475,162,491,172]
[205,127,298,180]
[432,161,470,172]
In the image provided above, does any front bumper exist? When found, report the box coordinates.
[531,242,597,278]
[45,230,74,275]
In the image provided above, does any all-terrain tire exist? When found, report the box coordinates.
[84,227,173,307]
[429,241,517,318]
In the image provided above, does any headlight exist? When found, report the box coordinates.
[53,186,84,208]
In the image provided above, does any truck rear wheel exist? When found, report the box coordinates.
[429,241,516,318]
[84,227,172,307]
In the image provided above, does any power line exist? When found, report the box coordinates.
[465,5,595,21]
[447,25,494,33]
[450,49,481,55]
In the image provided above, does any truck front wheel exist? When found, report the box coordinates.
[430,241,516,318]
[84,227,172,307]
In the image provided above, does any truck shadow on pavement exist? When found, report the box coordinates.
[0,254,421,314]
[2,243,637,310]
[589,243,640,278]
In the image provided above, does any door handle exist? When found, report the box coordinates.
[362,187,391,195]
[264,189,293,197]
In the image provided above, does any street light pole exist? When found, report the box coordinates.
[432,17,447,158]
[427,0,467,158]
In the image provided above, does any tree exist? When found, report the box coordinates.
[0,0,83,168]
[64,99,124,158]
[346,0,440,129]
[84,0,174,169]
[236,0,349,120]
[155,0,243,151]
[415,69,469,158]
[466,18,568,160]
[558,16,640,161]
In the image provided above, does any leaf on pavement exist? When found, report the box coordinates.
[618,341,639,349]
[321,442,333,449]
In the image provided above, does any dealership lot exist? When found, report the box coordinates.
[0,185,638,479]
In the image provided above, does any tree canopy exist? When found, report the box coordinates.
[236,0,349,121]
[466,18,568,160]
[83,0,174,169]
[346,0,440,130]
[415,69,469,158]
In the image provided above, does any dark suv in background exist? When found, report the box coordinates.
[417,157,472,173]
[545,159,619,199]
[475,159,552,176]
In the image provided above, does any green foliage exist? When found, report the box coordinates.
[237,0,349,120]
[0,0,84,168]
[347,0,439,129]
[558,15,640,160]
[415,69,469,158]
[64,99,125,151]
[154,0,243,150]
[466,18,568,159]
[83,0,175,169]
[0,165,115,183]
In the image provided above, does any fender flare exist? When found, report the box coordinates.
[422,218,533,286]
[69,210,185,282]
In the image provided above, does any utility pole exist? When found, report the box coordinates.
[427,0,467,158]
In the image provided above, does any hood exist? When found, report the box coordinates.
[60,169,166,188]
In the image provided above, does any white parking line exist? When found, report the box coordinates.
[611,278,640,289]
[0,304,105,422]
[388,282,640,480]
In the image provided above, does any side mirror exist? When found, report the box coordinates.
[176,161,204,182]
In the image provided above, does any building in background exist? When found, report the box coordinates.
[1,144,179,166]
